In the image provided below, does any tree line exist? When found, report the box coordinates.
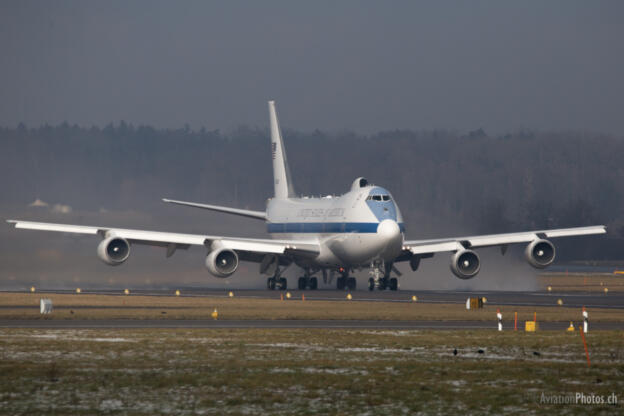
[1,122,622,260]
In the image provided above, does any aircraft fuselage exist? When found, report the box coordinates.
[266,180,404,268]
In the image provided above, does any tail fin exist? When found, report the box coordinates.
[268,100,295,199]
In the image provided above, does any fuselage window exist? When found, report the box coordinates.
[382,195,390,201]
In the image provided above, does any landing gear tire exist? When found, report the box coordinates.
[298,277,305,290]
[368,278,375,291]
[337,277,346,290]
[279,277,287,290]
[347,277,356,291]
[309,277,318,290]
[389,278,398,291]
[267,278,276,290]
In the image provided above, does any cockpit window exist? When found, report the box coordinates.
[367,195,391,202]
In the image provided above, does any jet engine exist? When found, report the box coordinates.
[450,249,480,279]
[525,239,555,268]
[205,248,239,278]
[97,236,130,265]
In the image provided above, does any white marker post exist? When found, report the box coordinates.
[39,298,52,315]
[582,307,588,334]
[497,308,503,331]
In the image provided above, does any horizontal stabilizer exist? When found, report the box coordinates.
[162,198,266,220]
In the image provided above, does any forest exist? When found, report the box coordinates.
[1,122,623,262]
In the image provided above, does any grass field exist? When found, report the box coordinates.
[1,292,623,323]
[0,328,622,415]
[539,273,624,293]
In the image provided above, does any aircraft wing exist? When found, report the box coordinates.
[402,225,606,255]
[6,220,319,259]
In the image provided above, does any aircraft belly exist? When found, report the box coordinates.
[324,233,388,265]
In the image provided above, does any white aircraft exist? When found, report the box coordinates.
[8,101,606,291]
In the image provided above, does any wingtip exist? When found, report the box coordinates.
[162,198,171,203]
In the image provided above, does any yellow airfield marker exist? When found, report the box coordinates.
[567,322,575,332]
[482,297,487,304]
[175,290,180,296]
[346,293,352,300]
[228,291,234,298]
[76,288,81,294]
[547,286,552,292]
[557,299,563,306]
[211,308,218,320]
[30,286,36,293]
[124,289,130,295]
[604,287,609,294]
[286,292,292,299]
[411,295,418,302]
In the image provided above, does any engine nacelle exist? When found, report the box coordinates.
[97,236,130,265]
[525,239,555,269]
[205,248,239,278]
[450,249,481,279]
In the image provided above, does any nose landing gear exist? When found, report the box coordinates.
[368,260,399,291]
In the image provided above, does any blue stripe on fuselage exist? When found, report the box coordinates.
[267,222,406,233]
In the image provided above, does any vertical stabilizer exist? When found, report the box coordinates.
[268,100,295,199]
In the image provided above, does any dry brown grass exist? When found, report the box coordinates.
[0,292,622,322]
[539,273,624,293]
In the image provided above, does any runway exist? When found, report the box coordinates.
[1,318,622,330]
[9,288,624,309]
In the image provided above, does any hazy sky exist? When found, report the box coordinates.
[1,1,623,134]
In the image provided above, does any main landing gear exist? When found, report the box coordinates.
[298,276,318,290]
[368,260,398,291]
[267,276,287,290]
[336,268,356,291]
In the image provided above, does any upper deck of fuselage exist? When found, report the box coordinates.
[265,178,404,235]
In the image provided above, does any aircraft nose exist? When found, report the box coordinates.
[377,219,400,241]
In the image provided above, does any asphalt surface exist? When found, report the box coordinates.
[6,288,623,309]
[0,319,622,330]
